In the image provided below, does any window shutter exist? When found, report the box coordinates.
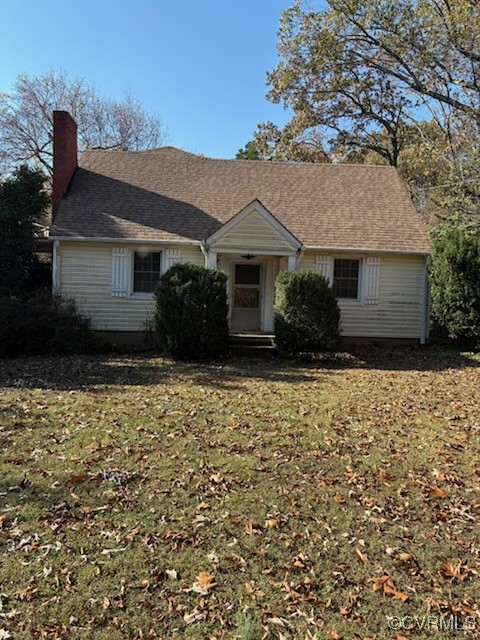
[314,254,333,284]
[166,248,181,269]
[364,256,381,304]
[112,247,129,297]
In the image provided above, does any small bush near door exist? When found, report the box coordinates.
[274,270,341,355]
[155,263,229,359]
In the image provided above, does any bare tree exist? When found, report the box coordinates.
[0,69,169,177]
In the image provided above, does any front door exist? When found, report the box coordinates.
[231,263,262,331]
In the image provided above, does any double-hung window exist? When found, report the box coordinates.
[333,259,360,299]
[133,252,162,293]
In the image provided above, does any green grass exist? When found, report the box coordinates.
[0,347,479,639]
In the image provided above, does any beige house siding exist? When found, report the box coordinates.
[212,210,296,252]
[299,252,426,338]
[59,242,204,331]
[58,242,426,339]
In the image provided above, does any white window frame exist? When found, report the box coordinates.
[332,256,364,305]
[112,247,177,300]
[129,249,164,299]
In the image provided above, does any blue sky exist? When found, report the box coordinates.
[0,0,302,158]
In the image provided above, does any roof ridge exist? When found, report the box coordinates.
[80,145,397,169]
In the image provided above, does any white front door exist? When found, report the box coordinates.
[231,263,262,331]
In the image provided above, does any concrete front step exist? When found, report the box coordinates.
[228,333,276,357]
[229,332,275,347]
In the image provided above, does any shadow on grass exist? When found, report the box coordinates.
[0,345,478,392]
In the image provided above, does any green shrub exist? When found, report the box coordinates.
[274,270,341,354]
[430,223,480,345]
[155,263,229,359]
[0,165,49,297]
[0,292,101,357]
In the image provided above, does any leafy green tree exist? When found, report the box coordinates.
[432,147,480,228]
[235,141,262,160]
[430,223,480,344]
[255,0,479,165]
[0,165,49,297]
[250,120,332,163]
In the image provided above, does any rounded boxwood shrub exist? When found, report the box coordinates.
[274,269,341,355]
[0,292,101,357]
[155,263,229,359]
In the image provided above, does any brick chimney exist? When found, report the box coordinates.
[52,110,78,219]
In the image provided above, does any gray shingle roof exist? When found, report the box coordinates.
[50,147,431,253]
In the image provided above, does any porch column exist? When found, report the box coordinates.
[287,255,297,271]
[206,250,217,269]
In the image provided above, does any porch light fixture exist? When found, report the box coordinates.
[240,254,256,260]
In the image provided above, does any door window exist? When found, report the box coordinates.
[234,264,260,308]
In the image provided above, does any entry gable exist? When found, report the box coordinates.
[206,199,302,253]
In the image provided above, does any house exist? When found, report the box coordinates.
[49,111,431,344]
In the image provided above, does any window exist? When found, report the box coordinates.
[233,264,260,309]
[133,252,162,293]
[334,259,360,299]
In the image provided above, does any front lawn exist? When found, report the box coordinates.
[0,348,479,639]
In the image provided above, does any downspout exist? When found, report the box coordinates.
[296,245,306,268]
[200,241,209,268]
[52,240,61,295]
[201,241,218,269]
[420,255,430,345]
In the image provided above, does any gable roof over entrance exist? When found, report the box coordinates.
[51,146,431,254]
[206,200,302,254]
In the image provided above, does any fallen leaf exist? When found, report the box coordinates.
[264,518,279,529]
[432,468,445,482]
[370,575,409,601]
[245,581,265,598]
[68,474,88,484]
[245,521,261,534]
[440,561,477,581]
[207,550,219,564]
[165,569,178,580]
[191,571,216,595]
[266,616,288,628]
[370,575,391,592]
[183,610,202,624]
[354,547,369,564]
[102,596,110,609]
[384,583,409,601]
[427,486,448,498]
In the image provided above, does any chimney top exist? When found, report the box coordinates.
[52,111,78,219]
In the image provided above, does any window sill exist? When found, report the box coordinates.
[130,292,155,300]
[337,298,362,305]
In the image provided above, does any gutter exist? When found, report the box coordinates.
[48,236,203,247]
[48,237,431,257]
[304,245,431,256]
